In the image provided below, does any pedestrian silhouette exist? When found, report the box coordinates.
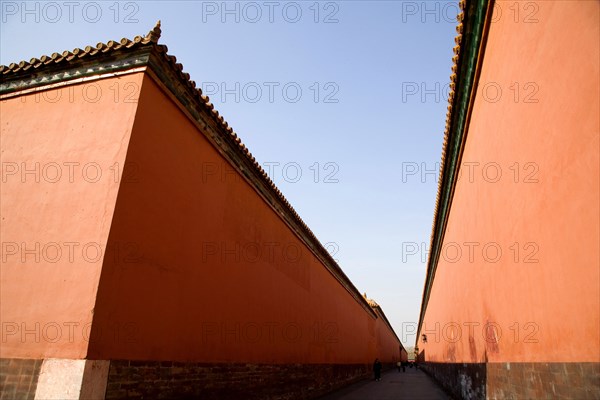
[373,358,382,381]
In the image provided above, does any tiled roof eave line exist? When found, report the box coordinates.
[0,24,161,83]
[416,0,494,341]
[0,47,153,95]
[143,50,378,319]
[374,304,403,344]
[0,21,379,320]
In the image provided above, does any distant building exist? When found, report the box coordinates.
[417,1,599,399]
[0,22,402,399]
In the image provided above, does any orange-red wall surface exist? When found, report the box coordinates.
[2,70,400,368]
[2,70,401,365]
[87,73,401,364]
[420,1,599,364]
[0,74,144,359]
[1,58,402,399]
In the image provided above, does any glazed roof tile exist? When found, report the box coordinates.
[418,0,493,337]
[427,0,465,264]
[1,22,162,75]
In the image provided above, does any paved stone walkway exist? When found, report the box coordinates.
[318,367,450,400]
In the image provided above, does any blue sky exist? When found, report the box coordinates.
[1,0,458,346]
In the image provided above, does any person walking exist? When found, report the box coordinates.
[373,358,382,381]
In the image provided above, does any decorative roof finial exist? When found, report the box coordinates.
[146,20,162,43]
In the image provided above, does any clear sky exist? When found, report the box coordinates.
[1,0,458,347]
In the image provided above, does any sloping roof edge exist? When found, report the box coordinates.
[416,0,494,341]
[367,296,403,346]
[0,22,380,319]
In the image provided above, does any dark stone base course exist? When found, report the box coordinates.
[420,362,486,399]
[420,361,600,400]
[486,362,600,400]
[105,361,373,400]
[0,358,43,400]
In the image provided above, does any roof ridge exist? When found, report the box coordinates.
[426,0,465,269]
[418,0,493,338]
[0,22,162,74]
[146,20,162,43]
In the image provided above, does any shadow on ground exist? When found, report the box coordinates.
[317,367,450,400]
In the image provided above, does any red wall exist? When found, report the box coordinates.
[86,73,401,364]
[420,1,599,364]
[0,74,143,359]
